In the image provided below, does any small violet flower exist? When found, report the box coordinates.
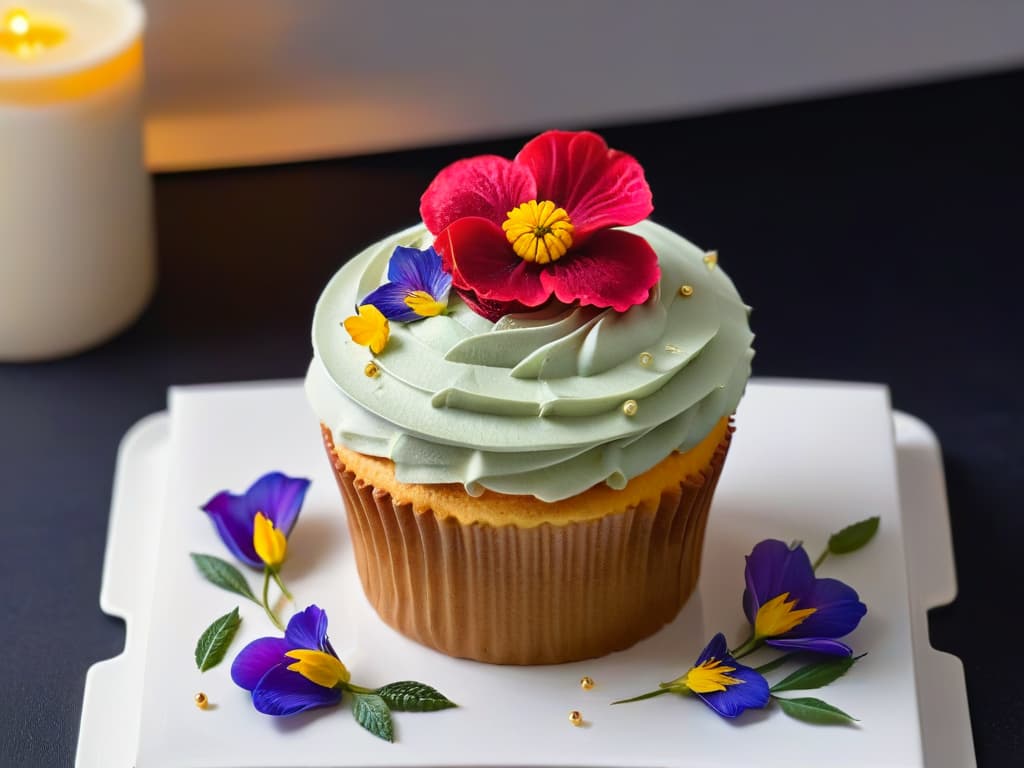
[232,605,348,716]
[614,633,769,718]
[667,634,769,718]
[361,245,452,322]
[343,246,451,355]
[201,471,311,571]
[740,539,867,657]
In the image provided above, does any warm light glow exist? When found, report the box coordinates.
[1,7,67,58]
[7,9,29,35]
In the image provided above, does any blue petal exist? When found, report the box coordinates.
[361,283,419,322]
[742,539,816,623]
[788,577,867,639]
[695,633,730,666]
[201,490,261,568]
[695,662,771,718]
[231,637,290,691]
[766,637,854,656]
[250,663,342,716]
[387,245,450,298]
[284,605,331,652]
[244,472,310,537]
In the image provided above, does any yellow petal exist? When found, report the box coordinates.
[285,649,350,688]
[754,592,817,638]
[343,304,390,354]
[252,511,287,568]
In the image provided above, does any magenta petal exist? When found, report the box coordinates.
[284,605,330,652]
[539,230,659,311]
[231,637,290,691]
[515,130,653,239]
[435,218,550,306]
[420,155,536,234]
[250,664,342,716]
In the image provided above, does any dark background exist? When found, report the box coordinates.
[1,69,1021,766]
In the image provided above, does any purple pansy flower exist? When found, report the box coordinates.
[742,539,867,657]
[232,605,347,716]
[201,471,311,569]
[676,633,771,718]
[361,245,452,322]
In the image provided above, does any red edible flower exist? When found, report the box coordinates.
[420,130,659,320]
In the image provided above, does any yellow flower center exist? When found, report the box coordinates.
[502,199,574,264]
[284,649,350,689]
[754,592,817,638]
[252,511,287,569]
[684,658,745,694]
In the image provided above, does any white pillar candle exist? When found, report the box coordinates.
[1,0,152,361]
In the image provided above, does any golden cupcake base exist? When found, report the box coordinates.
[323,425,731,665]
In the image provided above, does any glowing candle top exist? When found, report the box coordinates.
[0,0,142,83]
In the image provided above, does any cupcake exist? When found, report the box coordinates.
[305,131,753,665]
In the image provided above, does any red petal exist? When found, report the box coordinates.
[453,288,531,322]
[540,229,660,312]
[420,155,537,235]
[434,218,551,307]
[515,131,653,240]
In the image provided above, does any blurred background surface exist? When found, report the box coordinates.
[142,0,1024,171]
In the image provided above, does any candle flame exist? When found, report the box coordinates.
[1,7,65,57]
[6,9,30,36]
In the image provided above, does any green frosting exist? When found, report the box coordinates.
[306,221,754,502]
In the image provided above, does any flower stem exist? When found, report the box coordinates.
[731,635,761,660]
[343,682,377,695]
[272,569,293,601]
[610,688,674,705]
[754,653,794,675]
[812,549,829,571]
[262,567,285,631]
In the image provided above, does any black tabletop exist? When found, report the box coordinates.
[2,69,1022,767]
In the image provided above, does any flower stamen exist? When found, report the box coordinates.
[754,592,817,638]
[284,649,351,689]
[502,199,574,264]
[684,658,745,694]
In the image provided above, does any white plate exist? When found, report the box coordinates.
[76,379,975,767]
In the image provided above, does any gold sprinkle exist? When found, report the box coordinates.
[364,361,380,378]
[703,251,718,269]
[569,710,583,726]
[194,692,208,709]
[664,344,681,354]
[622,399,638,417]
[679,284,694,297]
[580,676,595,690]
[638,352,653,367]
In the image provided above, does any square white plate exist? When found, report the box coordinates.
[75,379,975,767]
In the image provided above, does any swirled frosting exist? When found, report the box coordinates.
[306,221,753,502]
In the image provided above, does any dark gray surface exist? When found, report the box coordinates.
[1,70,1021,767]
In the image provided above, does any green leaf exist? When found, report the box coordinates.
[352,693,394,742]
[190,553,258,603]
[770,654,863,693]
[828,517,880,555]
[375,681,457,712]
[774,696,858,725]
[195,607,242,671]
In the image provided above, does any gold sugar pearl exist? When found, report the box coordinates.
[679,284,694,297]
[703,251,718,269]
[569,710,583,727]
[364,361,380,378]
[622,399,638,417]
[638,352,653,367]
[580,675,595,690]
[194,692,208,709]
